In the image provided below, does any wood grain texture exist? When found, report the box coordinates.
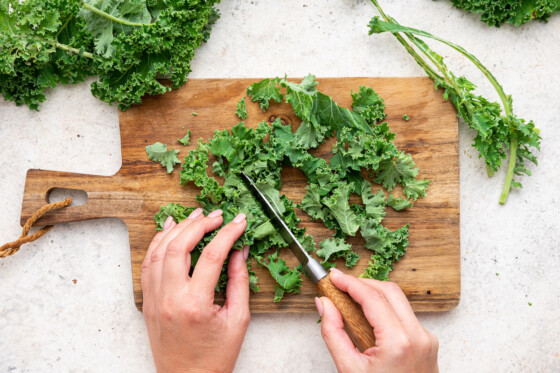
[20,77,460,313]
[317,274,376,352]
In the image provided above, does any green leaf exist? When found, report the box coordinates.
[257,252,302,302]
[449,0,560,26]
[360,220,409,280]
[236,96,248,120]
[178,130,191,146]
[361,186,386,223]
[386,194,413,211]
[323,184,360,236]
[256,182,286,215]
[154,202,194,230]
[146,142,180,173]
[79,0,152,58]
[351,85,387,124]
[403,179,430,200]
[374,152,418,190]
[317,237,360,268]
[247,77,283,111]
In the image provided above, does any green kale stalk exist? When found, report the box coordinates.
[151,76,430,301]
[449,0,560,27]
[368,0,541,205]
[0,0,220,110]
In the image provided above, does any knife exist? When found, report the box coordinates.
[240,171,376,352]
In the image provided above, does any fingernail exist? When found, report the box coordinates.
[188,208,203,220]
[243,245,249,260]
[330,267,343,275]
[233,213,246,224]
[314,297,324,316]
[208,209,223,218]
[163,216,174,230]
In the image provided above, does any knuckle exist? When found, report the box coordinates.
[235,270,250,284]
[392,333,412,357]
[141,258,151,272]
[364,287,384,302]
[430,332,439,350]
[149,233,163,247]
[416,333,433,355]
[201,247,222,265]
[165,240,184,256]
[384,281,402,294]
[150,248,165,263]
[239,310,251,327]
[182,303,206,323]
[157,300,176,323]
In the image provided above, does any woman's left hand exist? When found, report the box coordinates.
[141,208,250,373]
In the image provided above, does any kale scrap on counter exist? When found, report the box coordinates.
[0,0,220,110]
[448,0,560,27]
[151,75,430,301]
[368,0,541,205]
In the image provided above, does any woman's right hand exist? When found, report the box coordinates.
[316,268,439,373]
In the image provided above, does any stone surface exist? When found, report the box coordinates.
[1,0,559,371]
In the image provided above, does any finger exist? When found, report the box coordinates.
[358,278,420,330]
[149,208,209,293]
[328,269,402,339]
[190,213,247,304]
[141,217,177,301]
[222,245,250,323]
[160,212,225,297]
[318,297,365,370]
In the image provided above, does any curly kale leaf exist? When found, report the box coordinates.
[146,142,180,173]
[0,0,95,109]
[367,4,541,204]
[154,202,194,230]
[79,0,152,58]
[246,77,283,111]
[351,85,387,125]
[449,0,560,27]
[0,0,220,110]
[236,97,248,120]
[178,130,191,146]
[317,238,360,268]
[360,220,409,280]
[386,194,413,211]
[257,252,302,302]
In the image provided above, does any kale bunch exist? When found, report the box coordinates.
[153,75,429,301]
[0,0,220,110]
[368,0,541,204]
[449,0,560,27]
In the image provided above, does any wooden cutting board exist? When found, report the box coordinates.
[20,77,460,312]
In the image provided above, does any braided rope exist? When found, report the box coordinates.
[0,197,72,258]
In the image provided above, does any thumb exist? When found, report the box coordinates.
[317,297,363,366]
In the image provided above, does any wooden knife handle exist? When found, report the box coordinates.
[316,273,376,352]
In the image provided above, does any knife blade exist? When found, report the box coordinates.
[239,172,327,284]
[240,171,376,352]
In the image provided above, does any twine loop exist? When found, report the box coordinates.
[0,197,72,258]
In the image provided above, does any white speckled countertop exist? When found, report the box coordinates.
[1,1,559,371]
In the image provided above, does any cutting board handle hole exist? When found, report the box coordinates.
[48,188,88,207]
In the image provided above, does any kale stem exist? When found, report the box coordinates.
[370,0,441,81]
[499,135,517,204]
[55,14,74,38]
[82,3,152,27]
[55,41,95,59]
